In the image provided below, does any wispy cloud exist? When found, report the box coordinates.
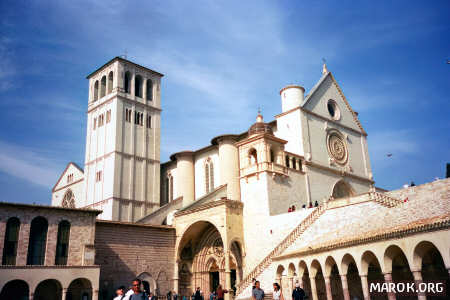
[0,140,61,187]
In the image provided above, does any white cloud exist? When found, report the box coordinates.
[0,140,61,187]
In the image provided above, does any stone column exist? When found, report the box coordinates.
[299,277,304,289]
[62,288,68,300]
[412,270,426,300]
[174,261,180,294]
[30,292,34,300]
[324,276,333,300]
[93,289,99,300]
[224,251,232,300]
[217,135,240,201]
[360,275,370,300]
[383,273,395,300]
[309,276,318,300]
[288,276,294,299]
[340,274,350,300]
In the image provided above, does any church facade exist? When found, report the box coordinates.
[1,57,449,300]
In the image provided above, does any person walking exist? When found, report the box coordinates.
[209,290,216,300]
[252,281,264,300]
[215,285,228,300]
[292,282,305,300]
[194,287,203,300]
[114,286,126,300]
[167,291,173,300]
[272,283,284,300]
[129,279,147,300]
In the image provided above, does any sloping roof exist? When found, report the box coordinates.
[279,178,450,256]
[52,162,84,192]
[86,56,164,79]
[302,71,367,135]
[0,201,101,215]
[177,184,227,213]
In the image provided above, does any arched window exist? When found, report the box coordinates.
[124,71,131,93]
[93,81,99,101]
[332,180,354,199]
[249,148,257,165]
[55,220,70,265]
[2,217,20,265]
[108,71,113,93]
[62,189,75,208]
[168,174,173,202]
[135,75,143,97]
[100,76,106,98]
[146,79,153,100]
[205,159,215,193]
[270,149,275,163]
[285,155,290,168]
[27,217,48,265]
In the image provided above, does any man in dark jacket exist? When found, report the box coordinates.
[292,282,306,300]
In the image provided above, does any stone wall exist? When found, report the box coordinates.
[94,220,176,299]
[0,203,98,267]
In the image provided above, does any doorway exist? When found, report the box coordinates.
[210,271,219,292]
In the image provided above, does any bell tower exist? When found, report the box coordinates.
[84,57,163,221]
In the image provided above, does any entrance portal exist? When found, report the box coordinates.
[210,271,219,292]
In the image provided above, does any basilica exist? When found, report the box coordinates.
[0,57,448,300]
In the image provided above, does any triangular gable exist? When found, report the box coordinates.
[52,162,84,192]
[302,72,366,135]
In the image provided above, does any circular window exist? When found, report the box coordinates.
[327,100,340,120]
[327,131,348,165]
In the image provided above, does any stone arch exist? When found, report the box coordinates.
[413,240,450,288]
[177,221,225,296]
[276,264,286,283]
[310,260,326,300]
[93,80,99,101]
[384,244,414,283]
[27,216,48,265]
[156,271,169,296]
[341,253,364,300]
[135,75,143,97]
[137,272,157,295]
[288,262,296,277]
[2,216,20,265]
[67,278,92,300]
[230,240,244,288]
[324,256,343,300]
[124,71,131,93]
[331,179,354,199]
[108,71,113,93]
[100,75,106,98]
[298,260,312,298]
[0,279,29,300]
[34,279,62,300]
[248,148,258,165]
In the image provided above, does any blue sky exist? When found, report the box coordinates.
[0,0,449,205]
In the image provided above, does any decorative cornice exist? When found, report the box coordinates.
[52,178,84,193]
[329,73,367,135]
[305,160,374,184]
[82,197,160,209]
[52,162,84,192]
[235,133,288,147]
[0,265,101,269]
[300,107,367,136]
[85,151,159,166]
[274,215,450,261]
[174,199,243,217]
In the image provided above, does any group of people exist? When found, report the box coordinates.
[288,200,319,212]
[114,278,307,300]
[114,278,158,300]
[251,278,307,300]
